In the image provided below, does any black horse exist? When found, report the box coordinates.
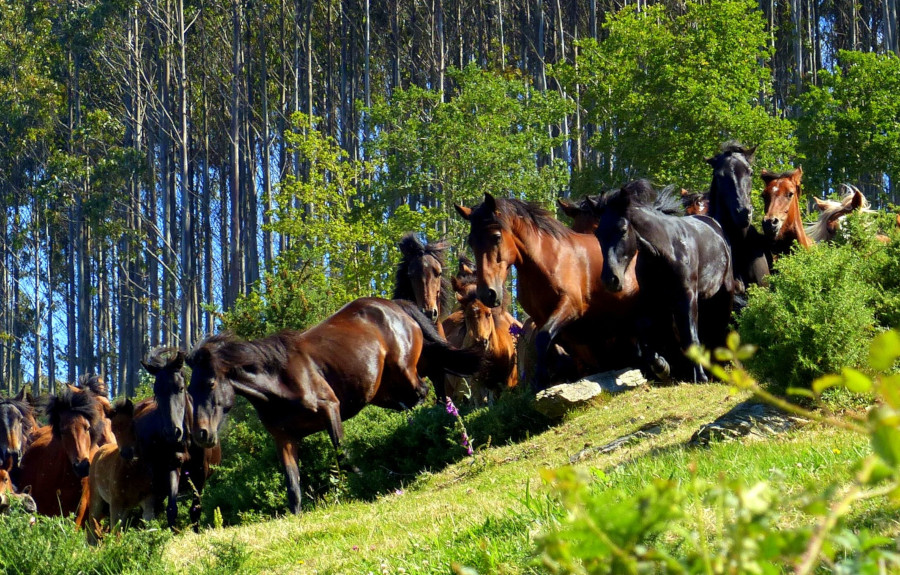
[705,142,771,302]
[135,348,221,529]
[589,180,734,382]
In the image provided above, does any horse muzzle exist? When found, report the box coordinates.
[194,427,217,448]
[422,307,439,323]
[762,218,782,239]
[477,287,502,308]
[73,459,90,478]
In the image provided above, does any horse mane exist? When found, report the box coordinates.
[681,190,709,209]
[392,233,455,314]
[599,180,685,216]
[44,387,104,442]
[492,198,570,239]
[144,347,182,372]
[764,168,801,181]
[718,141,755,157]
[187,333,236,374]
[805,184,873,242]
[76,374,108,398]
[213,333,293,378]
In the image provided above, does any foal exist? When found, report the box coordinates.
[458,292,521,405]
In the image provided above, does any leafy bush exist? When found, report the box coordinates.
[737,239,881,394]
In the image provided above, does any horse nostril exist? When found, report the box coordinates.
[486,289,499,306]
[74,460,90,478]
[197,428,209,444]
[173,426,184,441]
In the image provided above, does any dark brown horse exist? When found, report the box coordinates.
[760,167,813,257]
[135,348,221,529]
[705,142,771,300]
[0,389,36,489]
[18,387,107,517]
[557,197,599,233]
[455,194,641,389]
[680,189,709,216]
[393,233,454,334]
[187,297,481,514]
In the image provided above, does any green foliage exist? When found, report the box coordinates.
[559,0,794,193]
[538,334,900,575]
[796,50,900,194]
[0,507,170,575]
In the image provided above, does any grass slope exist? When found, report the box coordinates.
[161,383,880,574]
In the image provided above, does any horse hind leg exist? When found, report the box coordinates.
[276,436,303,514]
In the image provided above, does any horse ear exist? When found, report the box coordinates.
[398,233,422,257]
[14,387,29,404]
[585,195,601,213]
[483,193,497,213]
[813,196,829,211]
[114,398,134,418]
[637,235,661,258]
[791,166,803,186]
[745,145,758,160]
[456,292,464,303]
[171,351,186,371]
[680,188,689,197]
[760,170,777,185]
[850,189,864,210]
[454,204,472,220]
[141,360,158,375]
[557,198,578,218]
[705,155,716,166]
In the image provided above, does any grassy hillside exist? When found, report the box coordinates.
[157,382,881,574]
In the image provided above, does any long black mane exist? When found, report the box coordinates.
[189,332,290,379]
[598,180,685,216]
[44,387,104,442]
[392,233,454,314]
[77,373,108,398]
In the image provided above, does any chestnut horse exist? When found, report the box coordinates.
[458,292,521,405]
[135,348,221,529]
[393,233,454,334]
[0,389,36,489]
[18,387,108,516]
[590,180,734,382]
[706,142,771,296]
[187,297,481,514]
[79,398,154,542]
[557,197,599,233]
[805,184,868,242]
[456,194,641,389]
[760,167,813,257]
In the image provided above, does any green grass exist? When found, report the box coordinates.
[4,383,891,574]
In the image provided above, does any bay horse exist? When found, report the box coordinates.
[706,142,771,296]
[457,292,521,405]
[680,189,709,216]
[187,297,481,514]
[760,167,813,257]
[18,387,107,517]
[455,193,641,389]
[135,348,221,529]
[589,180,734,382]
[393,233,454,334]
[557,197,599,233]
[0,389,36,489]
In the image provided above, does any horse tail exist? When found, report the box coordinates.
[393,299,483,378]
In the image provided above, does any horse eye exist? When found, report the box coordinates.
[618,220,628,233]
[490,232,502,243]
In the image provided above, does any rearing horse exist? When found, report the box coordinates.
[706,142,771,296]
[455,194,640,389]
[760,167,813,257]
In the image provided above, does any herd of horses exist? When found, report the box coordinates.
[0,142,890,535]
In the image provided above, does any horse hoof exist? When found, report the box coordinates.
[650,355,671,382]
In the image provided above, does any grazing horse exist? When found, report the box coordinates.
[557,197,599,233]
[706,142,770,294]
[805,184,868,243]
[135,348,221,529]
[455,194,641,389]
[187,297,481,514]
[18,387,107,516]
[79,398,154,542]
[0,389,36,489]
[760,167,813,256]
[680,189,709,216]
[458,292,521,405]
[393,233,454,334]
[589,180,734,382]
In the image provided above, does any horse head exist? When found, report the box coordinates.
[460,293,495,351]
[45,387,104,478]
[108,398,139,461]
[588,183,648,293]
[760,167,803,241]
[186,335,236,449]
[0,389,35,471]
[707,143,757,233]
[394,233,451,324]
[142,348,188,444]
[451,255,478,299]
[681,189,709,216]
[557,196,599,233]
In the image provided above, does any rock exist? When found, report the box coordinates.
[689,400,808,446]
[533,368,646,419]
[570,419,669,463]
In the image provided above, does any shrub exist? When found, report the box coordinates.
[738,237,881,394]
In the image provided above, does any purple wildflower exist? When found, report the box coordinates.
[509,324,524,338]
[445,398,474,456]
[445,397,460,417]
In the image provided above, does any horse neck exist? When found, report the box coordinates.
[782,196,813,249]
[508,219,574,283]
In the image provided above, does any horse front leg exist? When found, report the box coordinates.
[675,290,706,383]
[276,437,302,514]
[165,467,180,528]
[533,306,576,391]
